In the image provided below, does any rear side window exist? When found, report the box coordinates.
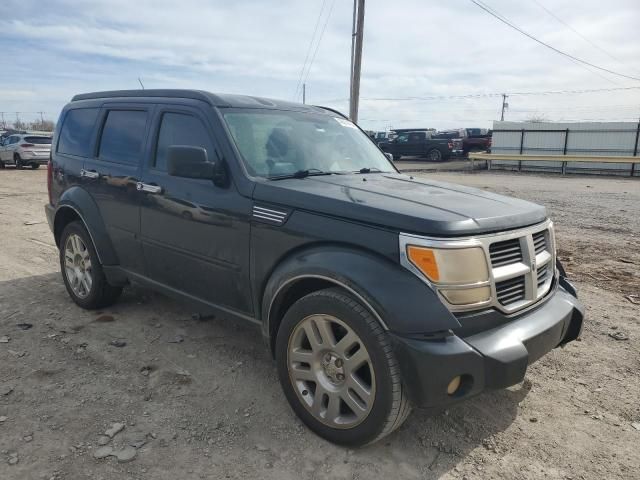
[57,108,99,156]
[154,112,214,171]
[99,110,148,165]
[25,136,52,144]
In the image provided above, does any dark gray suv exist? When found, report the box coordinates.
[45,90,584,446]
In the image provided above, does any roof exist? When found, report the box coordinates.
[70,89,337,114]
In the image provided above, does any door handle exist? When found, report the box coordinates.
[80,169,100,179]
[136,182,162,194]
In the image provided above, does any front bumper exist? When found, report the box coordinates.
[390,283,584,408]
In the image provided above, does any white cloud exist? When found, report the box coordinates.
[1,0,639,129]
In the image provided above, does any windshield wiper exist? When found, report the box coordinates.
[268,168,333,180]
[357,167,384,174]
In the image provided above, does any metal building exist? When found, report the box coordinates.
[490,121,640,176]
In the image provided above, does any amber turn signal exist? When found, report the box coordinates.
[406,246,440,282]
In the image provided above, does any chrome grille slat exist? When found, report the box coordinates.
[489,238,523,268]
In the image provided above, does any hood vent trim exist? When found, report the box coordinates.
[253,205,289,225]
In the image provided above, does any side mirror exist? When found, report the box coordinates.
[384,152,394,162]
[166,145,228,186]
[167,145,212,179]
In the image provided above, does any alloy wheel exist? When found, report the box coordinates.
[63,233,93,298]
[287,314,376,429]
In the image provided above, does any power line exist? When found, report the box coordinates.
[529,0,630,68]
[293,0,327,100]
[300,0,336,96]
[470,0,640,82]
[317,85,640,104]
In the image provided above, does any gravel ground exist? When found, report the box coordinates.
[0,168,638,480]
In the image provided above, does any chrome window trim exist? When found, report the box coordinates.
[400,219,556,314]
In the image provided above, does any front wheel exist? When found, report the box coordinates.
[276,288,411,446]
[59,221,122,309]
[31,163,40,169]
[392,154,401,161]
[14,154,22,169]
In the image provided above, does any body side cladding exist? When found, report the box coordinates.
[261,246,461,352]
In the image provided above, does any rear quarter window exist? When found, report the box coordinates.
[57,108,100,156]
[98,110,148,165]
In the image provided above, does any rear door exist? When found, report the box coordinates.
[82,105,151,274]
[0,136,18,162]
[139,104,253,315]
[407,132,427,156]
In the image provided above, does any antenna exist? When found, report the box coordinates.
[138,78,145,90]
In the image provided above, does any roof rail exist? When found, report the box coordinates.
[71,89,221,105]
[314,105,349,119]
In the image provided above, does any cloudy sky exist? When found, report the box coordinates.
[1,0,639,130]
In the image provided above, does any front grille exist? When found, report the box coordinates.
[489,238,523,267]
[533,230,546,255]
[496,275,526,306]
[487,224,555,312]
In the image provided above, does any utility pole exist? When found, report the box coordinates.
[349,0,365,124]
[302,83,306,104]
[500,94,508,121]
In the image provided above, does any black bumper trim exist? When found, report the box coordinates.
[391,285,584,408]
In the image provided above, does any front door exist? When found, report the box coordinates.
[139,105,253,316]
[82,106,151,273]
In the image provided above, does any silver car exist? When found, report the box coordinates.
[0,133,52,169]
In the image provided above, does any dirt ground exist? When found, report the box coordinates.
[1,168,638,480]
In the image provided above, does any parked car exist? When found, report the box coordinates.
[379,130,455,161]
[434,128,492,155]
[46,89,584,446]
[0,133,52,169]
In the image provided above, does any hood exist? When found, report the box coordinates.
[253,173,547,236]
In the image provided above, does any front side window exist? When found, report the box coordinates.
[58,108,99,157]
[154,112,214,171]
[223,109,395,178]
[99,110,148,164]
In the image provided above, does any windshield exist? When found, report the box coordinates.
[223,109,395,178]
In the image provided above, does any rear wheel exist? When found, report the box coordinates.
[392,154,401,161]
[427,149,442,161]
[31,163,40,169]
[59,221,122,309]
[276,288,411,446]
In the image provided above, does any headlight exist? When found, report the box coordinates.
[406,245,488,284]
[402,241,492,308]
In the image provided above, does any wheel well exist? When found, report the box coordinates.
[268,277,336,355]
[53,207,81,247]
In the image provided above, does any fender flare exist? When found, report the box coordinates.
[261,245,461,343]
[54,186,119,265]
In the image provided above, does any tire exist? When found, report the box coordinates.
[59,221,122,309]
[31,163,40,169]
[14,154,22,169]
[427,149,442,162]
[275,288,411,446]
[392,155,401,161]
[0,161,5,169]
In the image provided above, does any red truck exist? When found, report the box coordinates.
[434,128,492,156]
